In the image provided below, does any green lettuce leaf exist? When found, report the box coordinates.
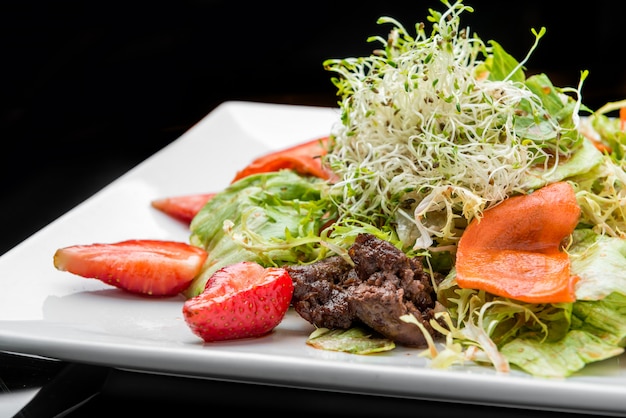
[306,327,396,354]
[500,269,626,377]
[590,112,626,161]
[571,292,626,347]
[184,170,336,297]
[500,329,624,378]
[483,40,525,83]
[523,133,603,190]
[570,229,626,301]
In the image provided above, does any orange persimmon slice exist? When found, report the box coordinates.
[455,181,581,304]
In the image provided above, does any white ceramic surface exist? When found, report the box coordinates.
[0,102,624,416]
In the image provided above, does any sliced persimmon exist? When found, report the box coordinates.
[231,136,337,183]
[455,181,581,304]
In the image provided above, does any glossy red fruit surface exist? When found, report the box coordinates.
[53,239,208,296]
[183,261,294,342]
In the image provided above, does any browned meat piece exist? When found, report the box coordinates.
[288,255,356,329]
[286,233,443,347]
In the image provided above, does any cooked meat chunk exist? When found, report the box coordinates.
[286,233,443,347]
[289,255,356,329]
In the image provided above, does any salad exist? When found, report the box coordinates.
[54,0,626,379]
[188,0,626,378]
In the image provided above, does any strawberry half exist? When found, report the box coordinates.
[53,239,208,297]
[151,193,216,224]
[183,261,294,342]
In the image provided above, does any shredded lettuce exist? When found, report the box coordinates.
[432,264,626,377]
[425,212,626,377]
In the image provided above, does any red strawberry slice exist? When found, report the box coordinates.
[230,136,338,183]
[151,193,216,224]
[53,240,208,297]
[183,261,294,342]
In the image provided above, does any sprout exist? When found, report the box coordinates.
[323,0,566,251]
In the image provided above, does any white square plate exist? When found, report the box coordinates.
[0,101,624,416]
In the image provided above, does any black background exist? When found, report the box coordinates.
[2,0,626,256]
[1,1,626,416]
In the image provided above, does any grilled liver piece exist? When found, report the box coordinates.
[287,233,443,347]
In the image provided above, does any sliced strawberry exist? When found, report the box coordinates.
[151,193,216,224]
[152,138,336,225]
[230,136,337,183]
[183,261,294,342]
[53,240,208,297]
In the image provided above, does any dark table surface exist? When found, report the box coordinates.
[2,1,626,416]
[0,350,619,418]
